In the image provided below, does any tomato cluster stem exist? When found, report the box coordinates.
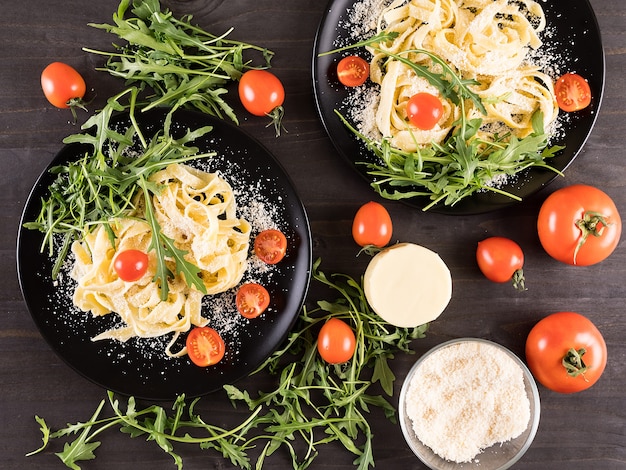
[562,347,589,380]
[573,211,611,264]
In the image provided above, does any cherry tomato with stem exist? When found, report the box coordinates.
[236,283,270,319]
[352,201,393,248]
[113,249,149,282]
[537,184,621,266]
[476,237,526,291]
[238,69,285,136]
[525,311,607,393]
[406,92,444,130]
[555,73,592,112]
[336,55,370,87]
[186,326,226,367]
[317,318,356,364]
[254,229,287,264]
[41,62,88,120]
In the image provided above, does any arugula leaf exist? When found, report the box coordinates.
[85,0,274,123]
[336,107,563,210]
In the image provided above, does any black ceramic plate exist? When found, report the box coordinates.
[313,0,604,214]
[17,108,312,401]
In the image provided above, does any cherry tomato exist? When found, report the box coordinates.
[186,326,226,367]
[113,249,149,282]
[476,237,525,290]
[555,73,592,112]
[239,70,285,116]
[537,184,621,266]
[352,201,393,248]
[406,92,444,130]
[317,318,356,364]
[41,62,86,109]
[526,312,607,393]
[236,283,270,319]
[254,229,287,264]
[336,55,370,87]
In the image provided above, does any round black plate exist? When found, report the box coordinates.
[17,108,312,401]
[313,0,604,214]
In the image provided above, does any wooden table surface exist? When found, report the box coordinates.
[2,0,625,469]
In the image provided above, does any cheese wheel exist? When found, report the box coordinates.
[363,243,452,327]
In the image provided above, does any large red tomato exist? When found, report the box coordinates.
[537,184,621,266]
[525,312,607,393]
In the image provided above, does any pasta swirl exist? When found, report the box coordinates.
[70,163,251,356]
[368,0,558,153]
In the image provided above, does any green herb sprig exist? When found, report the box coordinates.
[85,0,274,123]
[338,108,563,210]
[23,87,213,299]
[27,261,428,469]
[27,392,262,469]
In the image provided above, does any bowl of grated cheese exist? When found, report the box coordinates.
[398,338,540,469]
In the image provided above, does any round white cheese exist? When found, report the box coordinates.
[363,243,452,328]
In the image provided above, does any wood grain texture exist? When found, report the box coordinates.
[1,0,624,468]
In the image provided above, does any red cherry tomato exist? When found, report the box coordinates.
[113,249,149,282]
[238,69,284,116]
[525,312,607,393]
[555,73,592,112]
[406,92,444,130]
[236,283,270,319]
[41,62,86,109]
[476,237,525,290]
[254,229,287,264]
[238,69,285,135]
[336,55,369,87]
[352,201,393,248]
[317,318,356,364]
[186,327,226,367]
[537,184,621,266]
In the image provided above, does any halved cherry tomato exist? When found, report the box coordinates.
[352,201,393,248]
[537,184,621,266]
[406,92,444,130]
[113,249,149,282]
[337,55,369,87]
[317,318,356,364]
[41,62,87,110]
[525,312,607,393]
[476,237,525,291]
[555,73,592,112]
[254,229,287,264]
[186,326,225,367]
[236,283,270,319]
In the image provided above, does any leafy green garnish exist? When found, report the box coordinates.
[85,0,274,123]
[23,87,213,299]
[339,108,563,210]
[27,261,428,469]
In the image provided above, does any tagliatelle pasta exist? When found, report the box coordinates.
[369,0,559,152]
[70,163,251,356]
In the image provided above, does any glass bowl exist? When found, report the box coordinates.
[398,338,541,469]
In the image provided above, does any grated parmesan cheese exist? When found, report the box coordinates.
[404,340,531,463]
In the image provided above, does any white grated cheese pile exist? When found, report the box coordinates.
[404,341,531,463]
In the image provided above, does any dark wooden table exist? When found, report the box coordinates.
[2,0,625,469]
